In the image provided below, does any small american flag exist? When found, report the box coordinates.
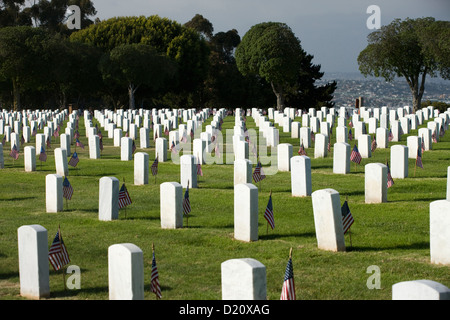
[99,138,104,151]
[264,194,275,230]
[63,177,74,200]
[170,141,178,154]
[39,146,47,162]
[341,200,354,234]
[9,144,19,160]
[48,227,70,271]
[74,130,80,140]
[416,147,423,169]
[421,139,425,154]
[311,131,315,142]
[350,145,362,164]
[76,139,84,149]
[432,132,437,143]
[190,129,194,139]
[164,127,169,136]
[196,158,203,176]
[348,128,353,141]
[253,161,266,183]
[150,244,162,299]
[68,152,79,167]
[280,249,295,300]
[118,183,132,209]
[387,162,394,188]
[371,138,377,152]
[388,129,393,142]
[183,185,191,215]
[132,140,136,154]
[151,157,158,176]
[298,142,306,156]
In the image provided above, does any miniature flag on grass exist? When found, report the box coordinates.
[76,139,84,149]
[118,183,132,209]
[341,200,354,234]
[253,161,266,183]
[280,249,295,300]
[9,144,19,160]
[388,129,394,142]
[68,152,79,167]
[350,145,361,164]
[183,185,191,216]
[48,227,70,271]
[39,146,47,162]
[62,177,74,200]
[387,162,394,188]
[348,129,353,141]
[298,142,306,156]
[371,138,377,152]
[416,146,423,169]
[197,158,203,176]
[151,244,162,299]
[151,157,158,176]
[264,193,275,230]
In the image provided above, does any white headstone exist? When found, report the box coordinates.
[221,258,267,300]
[89,135,100,159]
[277,143,292,172]
[155,137,168,162]
[24,146,36,172]
[99,177,119,221]
[376,127,388,149]
[108,243,144,300]
[358,134,371,158]
[121,137,133,161]
[365,163,387,203]
[46,174,63,212]
[134,152,149,185]
[160,182,183,229]
[311,189,346,252]
[234,183,258,242]
[139,127,149,149]
[333,142,350,174]
[390,145,408,179]
[314,133,328,158]
[291,155,312,197]
[299,127,312,148]
[234,159,252,185]
[180,155,197,188]
[114,128,122,147]
[17,225,50,299]
[430,200,450,265]
[392,280,450,300]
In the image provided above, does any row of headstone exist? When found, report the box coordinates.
[17,223,450,300]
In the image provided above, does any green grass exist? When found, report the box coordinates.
[0,111,449,300]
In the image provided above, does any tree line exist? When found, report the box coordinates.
[0,2,337,112]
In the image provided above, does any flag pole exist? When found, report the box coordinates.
[267,190,272,235]
[58,225,66,290]
[123,177,127,219]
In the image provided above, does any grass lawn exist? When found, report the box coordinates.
[0,109,449,301]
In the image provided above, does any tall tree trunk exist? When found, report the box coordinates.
[271,82,285,111]
[128,83,140,110]
[405,69,427,112]
[12,77,21,111]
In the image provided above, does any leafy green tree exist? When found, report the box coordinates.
[30,0,96,34]
[0,0,32,27]
[99,43,176,109]
[0,26,50,110]
[358,17,450,112]
[70,15,210,108]
[236,21,334,110]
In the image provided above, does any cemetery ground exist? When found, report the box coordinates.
[0,112,449,300]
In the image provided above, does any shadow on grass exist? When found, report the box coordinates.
[259,231,316,240]
[0,196,37,202]
[346,241,429,252]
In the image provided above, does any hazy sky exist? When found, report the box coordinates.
[92,0,450,75]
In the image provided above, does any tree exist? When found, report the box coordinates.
[0,26,50,110]
[358,17,450,112]
[0,0,32,27]
[70,15,210,108]
[30,0,96,33]
[99,43,176,109]
[235,21,334,110]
